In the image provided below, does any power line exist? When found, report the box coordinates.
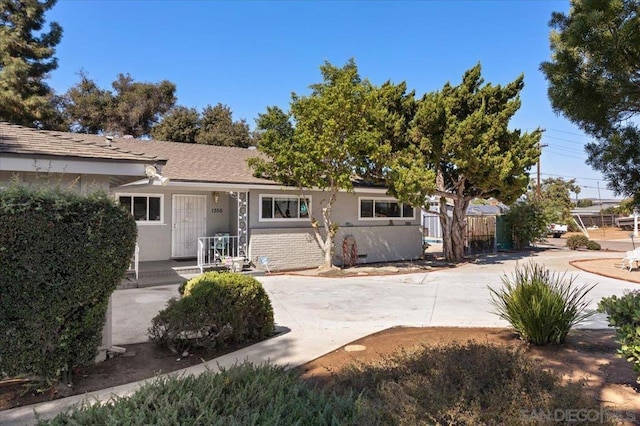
[543,149,587,160]
[543,144,586,155]
[544,128,589,138]
[542,135,589,145]
[538,172,604,181]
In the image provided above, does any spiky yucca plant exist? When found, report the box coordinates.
[489,262,595,345]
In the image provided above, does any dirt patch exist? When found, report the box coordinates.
[571,257,640,284]
[298,327,640,421]
[0,340,257,411]
[566,228,635,241]
[285,257,460,278]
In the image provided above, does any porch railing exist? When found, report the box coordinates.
[128,243,139,280]
[197,235,242,273]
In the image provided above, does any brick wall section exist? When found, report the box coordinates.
[249,228,325,271]
[249,225,422,271]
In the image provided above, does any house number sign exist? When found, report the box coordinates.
[211,208,223,214]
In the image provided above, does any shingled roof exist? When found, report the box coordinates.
[109,138,276,185]
[0,121,161,164]
[0,121,275,186]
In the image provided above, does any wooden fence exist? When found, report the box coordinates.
[465,215,496,254]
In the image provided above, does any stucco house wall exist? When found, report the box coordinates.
[112,187,235,262]
[247,189,423,270]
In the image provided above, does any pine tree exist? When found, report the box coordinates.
[541,0,640,200]
[0,0,62,127]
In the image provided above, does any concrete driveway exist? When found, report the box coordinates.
[112,248,635,347]
[3,248,636,425]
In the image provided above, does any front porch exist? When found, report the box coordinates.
[121,257,266,289]
[197,235,247,273]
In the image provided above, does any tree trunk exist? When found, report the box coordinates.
[309,190,338,271]
[438,196,454,261]
[450,197,470,262]
[322,232,334,270]
[438,195,470,263]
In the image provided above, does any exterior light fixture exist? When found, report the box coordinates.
[145,165,170,186]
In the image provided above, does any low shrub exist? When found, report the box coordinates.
[329,342,602,425]
[148,272,274,352]
[566,234,589,250]
[489,262,595,345]
[41,345,605,426]
[598,291,640,382]
[586,240,601,250]
[41,362,368,425]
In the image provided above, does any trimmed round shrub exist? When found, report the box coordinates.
[586,240,601,250]
[149,272,274,351]
[489,262,595,345]
[0,184,136,384]
[566,234,589,250]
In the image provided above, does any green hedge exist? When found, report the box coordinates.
[0,185,136,383]
[149,272,274,351]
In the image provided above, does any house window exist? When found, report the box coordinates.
[260,195,310,221]
[117,194,163,223]
[359,197,414,220]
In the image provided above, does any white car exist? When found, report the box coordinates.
[547,223,568,238]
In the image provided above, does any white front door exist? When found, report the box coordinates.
[172,195,206,258]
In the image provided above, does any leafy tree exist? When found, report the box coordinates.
[64,71,112,134]
[0,0,62,127]
[196,103,252,147]
[109,73,176,137]
[150,106,200,143]
[149,103,253,146]
[541,0,640,200]
[250,60,382,270]
[385,64,541,262]
[602,198,635,215]
[538,177,580,224]
[63,73,176,138]
[503,199,548,250]
[575,199,594,208]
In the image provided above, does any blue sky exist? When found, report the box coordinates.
[46,0,617,199]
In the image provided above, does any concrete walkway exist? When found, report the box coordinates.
[2,248,636,425]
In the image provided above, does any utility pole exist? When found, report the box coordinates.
[597,181,606,237]
[536,140,548,198]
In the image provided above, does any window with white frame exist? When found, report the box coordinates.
[260,195,310,221]
[117,194,163,223]
[359,197,414,220]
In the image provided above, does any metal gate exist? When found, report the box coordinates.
[172,194,206,258]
